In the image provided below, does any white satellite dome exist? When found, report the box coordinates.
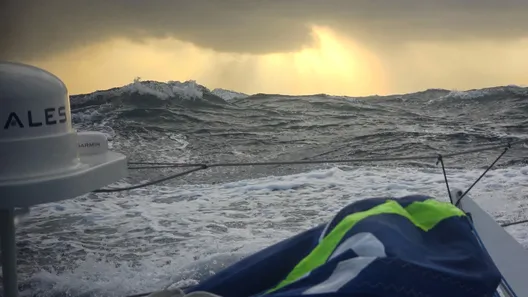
[0,62,127,207]
[0,62,128,297]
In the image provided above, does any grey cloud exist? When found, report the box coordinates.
[2,0,528,61]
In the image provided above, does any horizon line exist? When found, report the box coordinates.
[69,78,528,98]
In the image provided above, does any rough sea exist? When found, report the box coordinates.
[11,80,528,297]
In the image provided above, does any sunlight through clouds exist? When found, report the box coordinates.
[32,26,386,96]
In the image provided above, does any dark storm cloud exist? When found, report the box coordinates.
[2,0,528,61]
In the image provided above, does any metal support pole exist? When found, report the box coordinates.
[0,208,19,297]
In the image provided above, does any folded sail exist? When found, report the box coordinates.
[188,195,501,297]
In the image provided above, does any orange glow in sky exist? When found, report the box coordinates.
[29,27,528,96]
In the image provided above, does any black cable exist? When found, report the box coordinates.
[125,285,193,297]
[128,162,206,167]
[500,219,528,228]
[126,139,525,168]
[436,154,453,204]
[93,166,207,193]
[455,144,511,207]
[97,141,523,193]
[129,165,198,170]
[125,292,150,297]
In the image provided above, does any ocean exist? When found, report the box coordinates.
[13,80,528,297]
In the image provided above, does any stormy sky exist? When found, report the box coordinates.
[2,0,528,95]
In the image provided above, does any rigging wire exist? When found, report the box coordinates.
[97,140,524,192]
[436,155,453,204]
[501,219,528,228]
[127,140,523,168]
[93,166,206,193]
[455,143,511,207]
[433,143,528,228]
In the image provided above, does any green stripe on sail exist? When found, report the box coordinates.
[267,198,465,293]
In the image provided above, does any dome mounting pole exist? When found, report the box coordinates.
[0,209,18,297]
[0,62,128,297]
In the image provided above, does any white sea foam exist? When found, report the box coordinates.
[77,80,252,104]
[81,79,205,102]
[443,89,492,100]
[426,85,528,103]
[211,88,249,101]
[20,163,528,296]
